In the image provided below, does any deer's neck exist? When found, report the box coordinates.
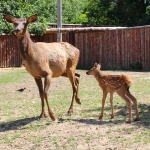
[17,31,34,60]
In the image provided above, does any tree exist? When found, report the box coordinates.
[0,0,88,35]
[86,0,150,26]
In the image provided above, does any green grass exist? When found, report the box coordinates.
[0,68,150,149]
[0,69,28,85]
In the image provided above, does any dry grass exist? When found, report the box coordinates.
[0,67,150,150]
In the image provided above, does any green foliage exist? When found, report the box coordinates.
[62,0,88,24]
[2,0,150,34]
[129,62,143,71]
[0,0,88,35]
[86,0,150,26]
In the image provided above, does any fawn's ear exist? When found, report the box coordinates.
[27,14,37,23]
[4,15,15,23]
[97,64,101,69]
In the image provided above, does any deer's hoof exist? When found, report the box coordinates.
[50,116,56,121]
[39,113,47,119]
[76,98,81,105]
[68,109,73,116]
[99,115,103,120]
[50,114,55,121]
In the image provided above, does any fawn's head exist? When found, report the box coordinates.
[86,63,101,75]
[4,14,37,37]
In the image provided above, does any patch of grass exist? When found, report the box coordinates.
[0,68,150,149]
[0,133,20,145]
[26,135,45,146]
[0,69,28,85]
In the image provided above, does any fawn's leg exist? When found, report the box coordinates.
[110,92,114,119]
[44,75,55,121]
[34,78,46,119]
[126,91,140,121]
[117,89,132,123]
[99,90,108,119]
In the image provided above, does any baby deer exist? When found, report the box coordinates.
[86,63,140,123]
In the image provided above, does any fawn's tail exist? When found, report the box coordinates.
[122,75,132,87]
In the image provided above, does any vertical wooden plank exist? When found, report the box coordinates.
[120,29,125,68]
[126,28,132,69]
[75,32,84,68]
[140,27,145,68]
[145,27,150,69]
[116,29,121,69]
[124,29,127,69]
[84,32,88,68]
[98,31,104,67]
[0,35,2,67]
[103,30,109,69]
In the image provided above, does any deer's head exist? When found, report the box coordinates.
[86,63,101,75]
[4,14,37,37]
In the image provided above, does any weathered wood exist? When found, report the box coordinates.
[1,26,150,69]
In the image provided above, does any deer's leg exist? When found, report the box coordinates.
[67,70,78,115]
[61,72,81,105]
[44,75,55,121]
[75,73,81,104]
[99,90,108,119]
[126,91,140,121]
[110,92,114,119]
[117,89,132,123]
[34,78,46,119]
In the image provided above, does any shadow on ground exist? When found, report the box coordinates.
[0,116,39,132]
[0,104,149,132]
[58,103,150,128]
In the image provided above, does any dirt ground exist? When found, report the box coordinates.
[0,68,150,150]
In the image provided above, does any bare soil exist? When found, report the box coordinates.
[0,68,150,150]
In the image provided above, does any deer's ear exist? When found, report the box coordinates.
[27,14,37,23]
[97,64,101,69]
[4,15,15,23]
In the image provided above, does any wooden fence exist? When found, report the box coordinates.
[0,26,150,70]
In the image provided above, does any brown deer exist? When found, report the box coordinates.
[4,14,81,121]
[86,63,140,123]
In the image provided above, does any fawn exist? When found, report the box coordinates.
[86,63,140,123]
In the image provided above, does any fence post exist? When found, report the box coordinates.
[57,0,62,42]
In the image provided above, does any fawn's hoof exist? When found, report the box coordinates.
[110,115,114,119]
[133,117,140,121]
[125,119,132,124]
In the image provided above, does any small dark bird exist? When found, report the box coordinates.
[17,87,26,92]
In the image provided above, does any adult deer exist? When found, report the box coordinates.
[4,14,81,121]
[86,63,140,123]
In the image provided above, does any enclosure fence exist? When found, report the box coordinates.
[0,25,150,70]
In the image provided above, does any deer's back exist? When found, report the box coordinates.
[25,42,79,78]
